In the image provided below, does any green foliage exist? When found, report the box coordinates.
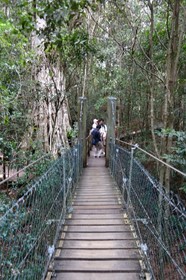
[15,0,99,64]
[67,122,78,139]
[0,147,77,279]
[46,28,97,63]
[155,129,186,171]
[0,13,32,163]
[0,205,44,278]
[95,96,107,110]
[0,193,11,216]
[0,138,14,159]
[169,130,186,192]
[0,0,103,189]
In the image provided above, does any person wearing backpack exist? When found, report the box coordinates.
[91,125,104,158]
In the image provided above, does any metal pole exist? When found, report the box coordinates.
[78,97,87,167]
[74,147,78,183]
[62,151,66,215]
[127,146,135,210]
[157,183,164,280]
[106,96,117,167]
[183,85,186,131]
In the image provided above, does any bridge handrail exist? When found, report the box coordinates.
[0,154,51,187]
[86,134,92,157]
[109,142,186,279]
[116,139,186,177]
[0,144,83,280]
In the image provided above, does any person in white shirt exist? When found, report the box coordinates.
[98,118,107,148]
[92,119,98,129]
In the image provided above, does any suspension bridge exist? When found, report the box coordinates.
[0,97,186,280]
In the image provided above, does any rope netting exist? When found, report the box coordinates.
[109,143,186,280]
[0,144,83,280]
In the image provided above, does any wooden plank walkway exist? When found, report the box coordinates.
[47,156,144,280]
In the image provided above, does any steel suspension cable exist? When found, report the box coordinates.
[0,154,51,186]
[110,142,186,279]
[116,139,186,177]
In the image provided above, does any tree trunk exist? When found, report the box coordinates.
[29,17,71,155]
[148,1,160,158]
[160,0,182,191]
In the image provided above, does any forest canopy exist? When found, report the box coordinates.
[0,0,186,195]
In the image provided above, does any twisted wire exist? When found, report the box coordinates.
[0,144,83,280]
[110,143,186,280]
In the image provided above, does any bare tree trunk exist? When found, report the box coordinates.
[183,92,186,131]
[82,61,88,97]
[160,0,183,191]
[148,1,160,158]
[82,8,102,98]
[3,154,6,180]
[29,17,71,155]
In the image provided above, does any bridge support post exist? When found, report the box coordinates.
[106,96,117,167]
[78,96,87,168]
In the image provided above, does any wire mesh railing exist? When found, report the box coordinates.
[109,142,186,280]
[0,143,83,280]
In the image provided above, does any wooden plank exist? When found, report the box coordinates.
[80,173,113,176]
[73,209,124,214]
[79,181,116,186]
[74,198,118,201]
[77,187,116,190]
[79,182,118,185]
[73,202,120,206]
[75,192,119,195]
[80,175,116,178]
[46,155,142,280]
[53,260,141,272]
[72,205,122,209]
[79,181,114,185]
[74,198,119,202]
[57,249,141,259]
[79,183,115,186]
[45,271,52,280]
[69,214,124,219]
[80,173,111,176]
[74,195,118,198]
[64,225,132,232]
[55,272,140,280]
[78,186,118,188]
[60,232,135,240]
[66,219,126,225]
[80,175,113,179]
[79,180,114,183]
[74,195,120,199]
[59,240,138,249]
[75,191,119,195]
[75,194,118,197]
[77,182,117,185]
[77,187,115,190]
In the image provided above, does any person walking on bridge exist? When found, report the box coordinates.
[98,118,107,146]
[91,125,104,158]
